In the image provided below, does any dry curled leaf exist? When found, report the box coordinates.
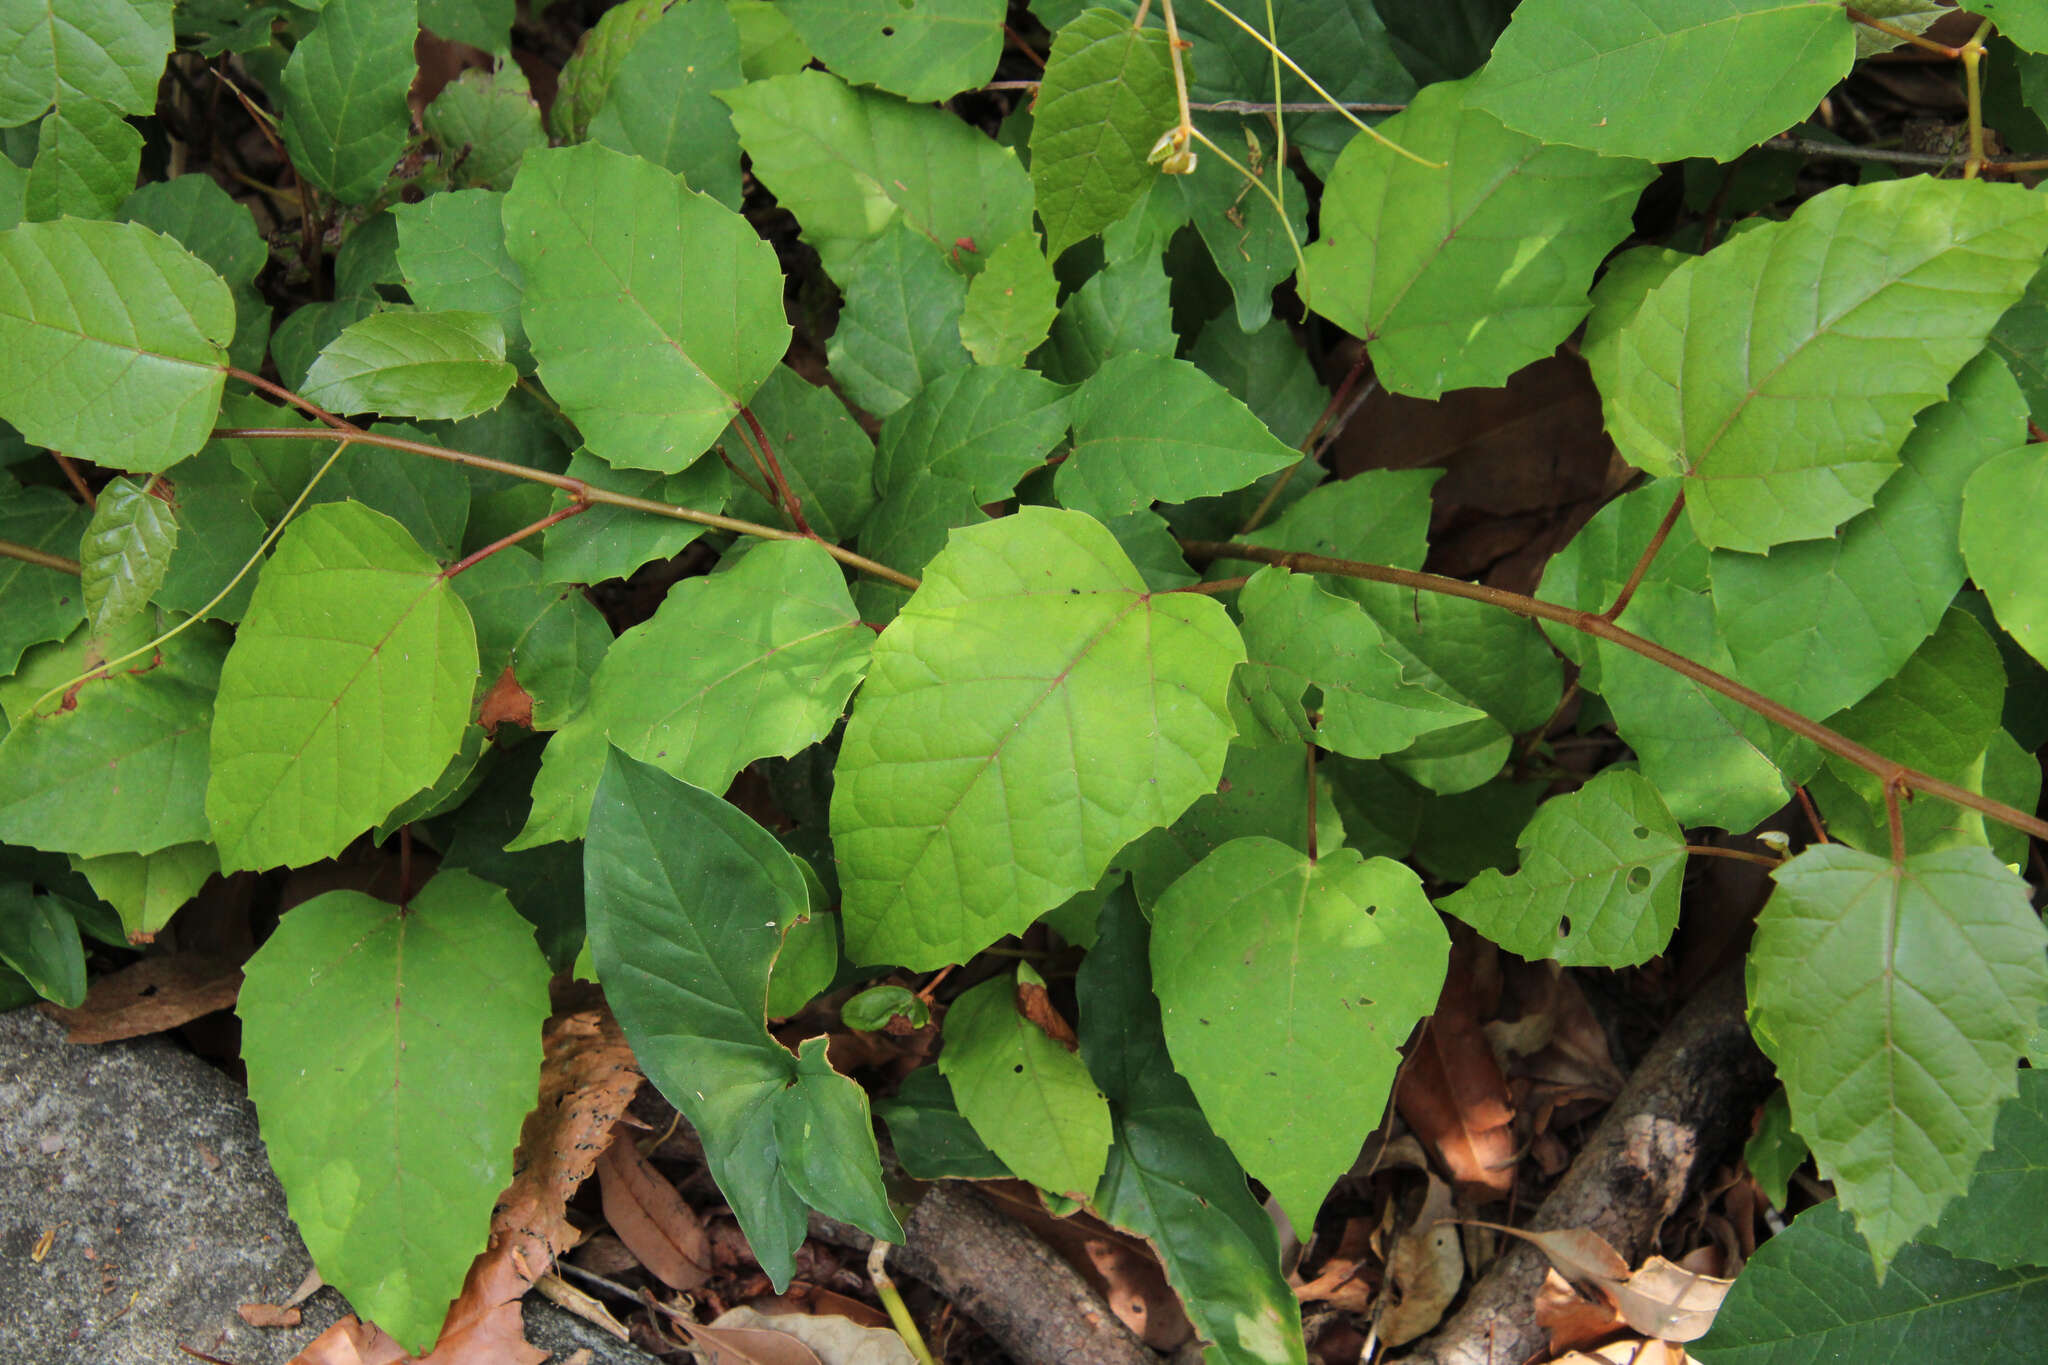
[43,952,241,1043]
[1395,967,1516,1201]
[709,1305,916,1365]
[1374,1174,1463,1347]
[596,1117,711,1290]
[1611,1255,1733,1343]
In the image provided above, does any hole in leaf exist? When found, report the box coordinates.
[1627,865,1651,892]
[881,24,895,35]
[1013,1064,1024,1074]
[1557,915,1572,937]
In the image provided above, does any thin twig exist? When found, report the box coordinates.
[737,403,813,537]
[1601,492,1685,622]
[443,501,591,577]
[0,538,82,574]
[51,453,95,508]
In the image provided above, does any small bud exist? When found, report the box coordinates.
[1161,146,1198,175]
[1147,128,1180,166]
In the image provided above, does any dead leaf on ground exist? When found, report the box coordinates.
[533,1271,633,1340]
[1469,1221,1630,1289]
[709,1305,914,1365]
[239,1301,302,1328]
[1373,1173,1463,1347]
[1535,1267,1626,1355]
[1611,1255,1733,1343]
[1292,1216,1375,1312]
[478,665,533,733]
[672,1316,827,1365]
[597,1116,712,1290]
[42,952,241,1043]
[1555,1340,1689,1365]
[1394,965,1516,1200]
[751,1283,892,1330]
[975,1181,1193,1350]
[1014,976,1078,1049]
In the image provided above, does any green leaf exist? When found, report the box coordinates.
[206,501,478,872]
[872,364,1069,503]
[1962,440,2048,671]
[1035,250,1175,385]
[587,0,745,209]
[393,189,526,367]
[1231,566,1483,759]
[0,881,87,1006]
[1176,115,1309,334]
[843,984,932,1033]
[1058,353,1298,520]
[825,221,972,419]
[1822,606,2005,799]
[1078,886,1306,1365]
[448,545,607,729]
[0,620,226,857]
[723,365,877,544]
[1693,1201,2048,1364]
[1301,78,1654,399]
[1926,1067,2048,1269]
[80,476,177,640]
[1989,253,2048,428]
[537,448,729,586]
[586,752,895,1284]
[0,486,86,674]
[419,0,512,51]
[422,64,544,191]
[301,310,516,421]
[1742,1088,1803,1211]
[24,96,141,221]
[939,965,1112,1199]
[1602,177,2048,551]
[502,142,789,474]
[959,230,1059,368]
[1467,0,1853,162]
[0,0,172,123]
[1028,8,1176,259]
[432,740,585,970]
[1440,768,1685,967]
[0,218,232,472]
[1711,352,2028,718]
[718,69,1033,279]
[68,841,218,942]
[278,0,417,205]
[547,0,663,141]
[1981,0,2048,53]
[848,473,988,625]
[1747,844,2048,1269]
[238,868,551,1353]
[773,1035,905,1238]
[1325,757,1544,883]
[782,0,1002,102]
[1116,741,1344,910]
[874,1066,1008,1180]
[122,173,271,371]
[1151,838,1447,1231]
[764,905,837,1018]
[834,507,1243,968]
[731,0,813,78]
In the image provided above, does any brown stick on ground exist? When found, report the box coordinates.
[811,1183,1158,1365]
[1399,967,1773,1365]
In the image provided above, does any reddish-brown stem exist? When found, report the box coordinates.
[1002,23,1048,68]
[1180,539,2048,843]
[1601,491,1684,622]
[916,963,956,1004]
[0,537,82,574]
[443,500,592,578]
[398,824,414,910]
[716,443,777,505]
[1172,576,1248,595]
[2030,420,2048,443]
[1238,351,1374,536]
[51,453,94,508]
[1886,776,1909,865]
[1794,784,1832,845]
[737,404,813,538]
[225,367,360,432]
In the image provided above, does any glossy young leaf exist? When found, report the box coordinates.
[0,0,171,123]
[301,310,516,422]
[502,142,789,474]
[959,231,1060,368]
[1440,768,1685,967]
[1303,78,1654,399]
[1602,177,2048,551]
[825,222,972,419]
[1151,838,1447,1232]
[277,0,417,205]
[872,364,1070,502]
[393,189,527,366]
[1748,844,2048,1269]
[206,501,478,872]
[587,0,745,209]
[939,966,1112,1199]
[833,508,1243,968]
[1961,441,2048,671]
[718,69,1033,278]
[1029,8,1176,259]
[238,869,551,1353]
[782,0,1003,102]
[1468,0,1853,162]
[1925,1067,2048,1269]
[68,841,218,942]
[79,476,176,640]
[1079,887,1307,1365]
[1059,353,1298,520]
[0,218,232,472]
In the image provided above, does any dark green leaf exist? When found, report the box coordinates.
[278,0,417,205]
[1029,8,1176,258]
[825,221,972,419]
[587,0,745,208]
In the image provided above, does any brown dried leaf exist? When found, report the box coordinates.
[676,1314,828,1365]
[597,1118,712,1290]
[42,953,241,1043]
[1611,1255,1733,1343]
[709,1305,915,1365]
[1292,1217,1375,1313]
[976,1181,1193,1351]
[1395,974,1516,1200]
[1014,978,1078,1050]
[239,1302,303,1328]
[1468,1221,1630,1289]
[532,1271,633,1340]
[478,665,533,733]
[1374,1175,1463,1348]
[1534,1267,1625,1355]
[749,1284,892,1330]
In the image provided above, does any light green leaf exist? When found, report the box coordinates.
[872,364,1069,502]
[24,96,141,221]
[587,0,745,209]
[843,985,932,1034]
[0,881,87,1006]
[825,221,971,419]
[1301,78,1654,399]
[1231,566,1483,759]
[302,310,516,421]
[939,966,1112,1199]
[536,448,730,585]
[0,619,226,857]
[547,0,663,141]
[1981,0,2048,53]
[782,0,1002,102]
[731,0,813,78]
[1058,353,1298,520]
[1742,1088,1802,1211]
[1440,768,1685,967]
[1028,8,1175,258]
[1079,887,1307,1365]
[1822,606,2005,798]
[1467,0,1853,162]
[81,476,177,640]
[723,365,876,544]
[0,488,87,673]
[773,1036,904,1238]
[422,63,543,191]
[718,69,1033,279]
[1151,838,1447,1232]
[1711,352,2027,718]
[847,472,987,625]
[122,173,271,370]
[1747,844,2048,1269]
[278,0,417,205]
[1926,1067,2048,1269]
[0,218,232,471]
[69,842,218,942]
[1176,115,1309,334]
[1694,1201,2048,1364]
[1035,251,1175,385]
[959,230,1059,367]
[1602,177,2048,552]
[238,868,550,1354]
[206,501,478,872]
[419,0,512,52]
[833,507,1243,969]
[393,189,526,366]
[763,907,837,1018]
[0,0,172,124]
[503,142,789,474]
[1962,440,2048,671]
